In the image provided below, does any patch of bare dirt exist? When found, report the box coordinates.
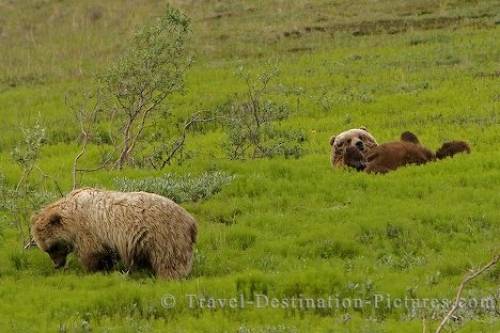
[283,15,495,38]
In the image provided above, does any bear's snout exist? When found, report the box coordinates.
[51,255,67,269]
[47,242,70,269]
[355,140,364,151]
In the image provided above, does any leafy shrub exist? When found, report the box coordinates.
[218,65,305,159]
[10,122,46,172]
[0,122,57,243]
[114,171,233,203]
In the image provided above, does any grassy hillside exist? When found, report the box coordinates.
[0,0,499,332]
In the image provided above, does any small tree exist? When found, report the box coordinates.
[99,6,191,169]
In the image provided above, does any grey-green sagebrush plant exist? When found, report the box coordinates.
[98,6,192,169]
[114,171,234,203]
[218,65,306,160]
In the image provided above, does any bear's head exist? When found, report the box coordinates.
[329,127,378,167]
[31,205,74,269]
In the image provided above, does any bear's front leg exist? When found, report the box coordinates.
[79,251,116,272]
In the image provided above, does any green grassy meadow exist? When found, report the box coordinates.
[0,0,499,332]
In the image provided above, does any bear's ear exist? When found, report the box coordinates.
[329,135,336,146]
[359,126,368,131]
[48,213,62,226]
[401,131,420,144]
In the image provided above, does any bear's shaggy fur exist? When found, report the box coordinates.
[31,188,197,279]
[329,127,378,167]
[344,131,470,173]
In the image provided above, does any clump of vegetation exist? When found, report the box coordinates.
[0,122,57,243]
[218,66,305,160]
[114,171,233,203]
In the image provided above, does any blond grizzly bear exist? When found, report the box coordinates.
[329,127,378,167]
[31,188,197,279]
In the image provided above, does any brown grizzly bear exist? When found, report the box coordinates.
[31,188,197,279]
[329,127,378,168]
[344,131,470,173]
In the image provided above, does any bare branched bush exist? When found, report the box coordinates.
[66,90,113,189]
[218,65,305,159]
[144,111,215,169]
[434,253,500,333]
